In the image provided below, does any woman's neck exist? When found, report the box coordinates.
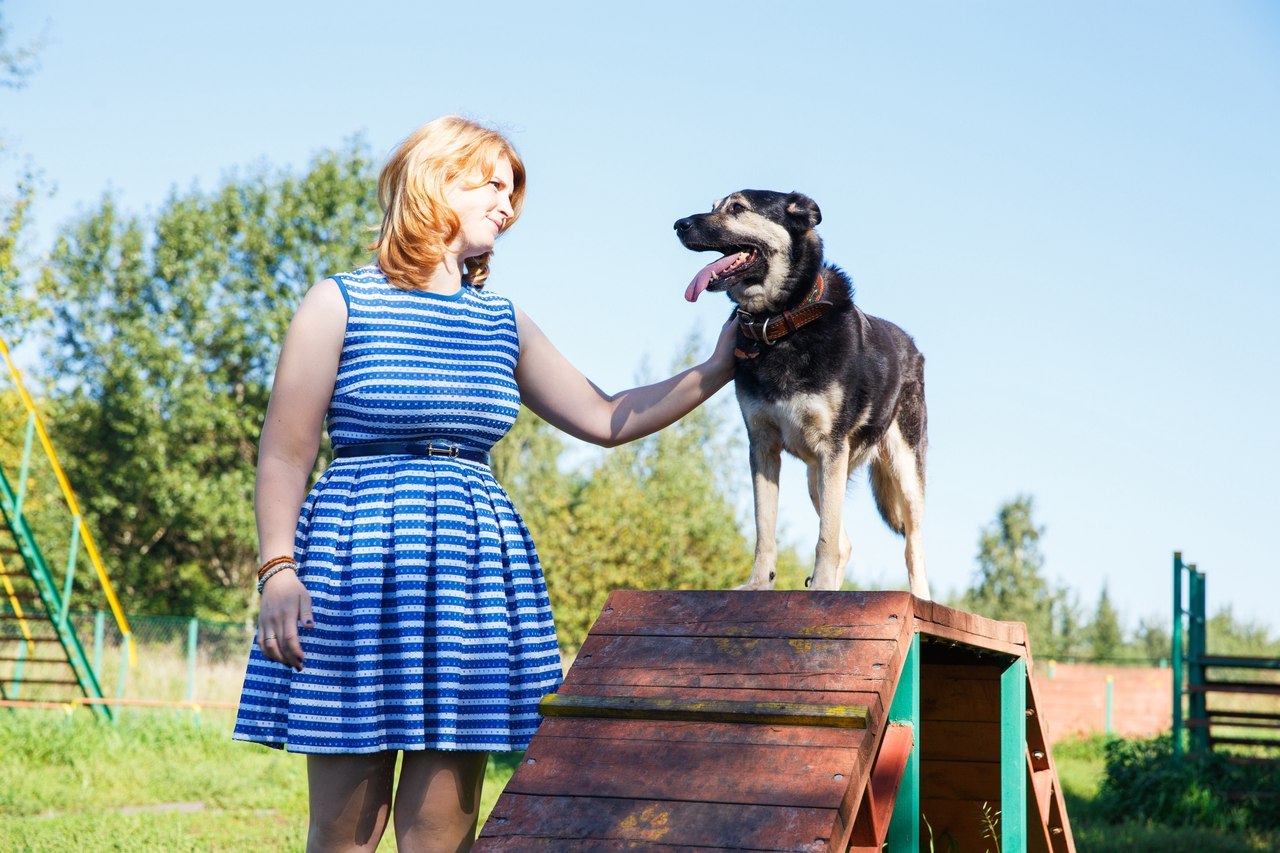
[418,255,464,294]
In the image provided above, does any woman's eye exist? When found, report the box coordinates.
[489,180,502,190]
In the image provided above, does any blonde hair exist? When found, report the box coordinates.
[370,116,526,290]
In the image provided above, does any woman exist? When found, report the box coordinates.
[232,116,736,852]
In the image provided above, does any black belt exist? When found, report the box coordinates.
[333,440,490,465]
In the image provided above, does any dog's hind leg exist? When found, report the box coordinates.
[870,422,931,600]
[810,448,852,591]
[741,433,783,591]
[807,463,850,589]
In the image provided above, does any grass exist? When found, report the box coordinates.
[4,709,1278,851]
[0,710,525,851]
[1053,735,1280,852]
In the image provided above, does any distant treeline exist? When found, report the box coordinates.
[2,144,1277,659]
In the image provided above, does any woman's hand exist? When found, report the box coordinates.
[257,570,314,671]
[708,313,739,380]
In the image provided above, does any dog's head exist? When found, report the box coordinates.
[674,190,822,315]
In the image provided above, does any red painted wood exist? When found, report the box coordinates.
[592,589,913,640]
[849,722,914,848]
[534,716,870,750]
[478,794,836,851]
[504,734,862,809]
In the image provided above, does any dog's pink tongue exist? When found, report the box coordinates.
[685,253,744,302]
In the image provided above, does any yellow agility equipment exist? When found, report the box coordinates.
[0,336,135,666]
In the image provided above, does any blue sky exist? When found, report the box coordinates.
[3,1,1278,637]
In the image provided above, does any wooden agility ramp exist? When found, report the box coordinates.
[476,591,1075,852]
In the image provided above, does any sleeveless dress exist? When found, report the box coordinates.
[232,265,563,754]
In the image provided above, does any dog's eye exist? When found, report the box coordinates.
[727,201,746,214]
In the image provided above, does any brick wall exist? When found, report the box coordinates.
[1031,662,1172,744]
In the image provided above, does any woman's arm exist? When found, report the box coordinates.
[514,306,737,448]
[254,278,346,670]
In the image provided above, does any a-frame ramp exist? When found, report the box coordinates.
[477,591,1075,852]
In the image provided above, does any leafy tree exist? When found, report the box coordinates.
[36,145,378,615]
[536,347,754,653]
[1132,615,1171,666]
[959,495,1079,658]
[1087,584,1124,661]
[1,3,47,341]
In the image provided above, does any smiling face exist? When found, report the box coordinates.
[446,155,516,261]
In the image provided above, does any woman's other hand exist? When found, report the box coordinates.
[257,570,314,671]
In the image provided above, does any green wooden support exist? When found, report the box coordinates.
[1172,551,1184,755]
[885,632,920,852]
[11,641,26,698]
[1001,657,1028,852]
[1189,565,1208,753]
[58,515,81,628]
[93,610,105,681]
[186,617,199,703]
[14,414,35,516]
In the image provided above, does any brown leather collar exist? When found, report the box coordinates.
[734,274,833,359]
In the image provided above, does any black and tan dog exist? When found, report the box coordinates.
[676,190,931,599]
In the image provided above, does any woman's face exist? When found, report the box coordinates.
[446,155,516,260]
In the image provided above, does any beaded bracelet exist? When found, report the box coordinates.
[257,562,297,594]
[257,555,296,581]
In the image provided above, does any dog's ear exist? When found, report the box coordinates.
[785,192,821,229]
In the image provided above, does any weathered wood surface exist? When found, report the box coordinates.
[504,732,864,808]
[477,590,1078,851]
[540,692,870,728]
[483,794,834,845]
[590,589,913,640]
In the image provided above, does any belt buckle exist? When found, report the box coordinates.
[427,442,458,458]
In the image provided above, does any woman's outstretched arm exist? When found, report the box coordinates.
[513,306,736,448]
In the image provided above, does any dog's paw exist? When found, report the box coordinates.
[733,580,773,592]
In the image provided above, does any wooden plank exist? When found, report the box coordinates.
[540,692,868,728]
[849,723,914,848]
[921,667,1002,723]
[533,717,869,750]
[918,798,999,852]
[921,759,1000,801]
[478,794,837,851]
[555,683,887,727]
[564,634,900,693]
[590,589,914,641]
[918,719,1000,761]
[913,599,1028,647]
[503,735,862,809]
[915,618,1028,658]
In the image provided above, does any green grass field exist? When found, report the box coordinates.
[1,711,1276,851]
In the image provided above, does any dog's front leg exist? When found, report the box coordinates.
[811,447,852,590]
[740,432,782,591]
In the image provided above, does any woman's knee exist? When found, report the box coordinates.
[306,752,397,852]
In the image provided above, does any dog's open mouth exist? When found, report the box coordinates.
[684,250,760,302]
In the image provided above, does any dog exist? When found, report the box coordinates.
[675,190,931,599]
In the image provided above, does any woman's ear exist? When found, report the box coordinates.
[785,192,822,229]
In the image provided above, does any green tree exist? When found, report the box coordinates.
[1,3,47,341]
[1087,584,1124,661]
[1132,615,1171,666]
[36,144,378,615]
[526,344,754,653]
[959,495,1079,658]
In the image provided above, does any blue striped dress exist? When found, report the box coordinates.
[232,265,563,754]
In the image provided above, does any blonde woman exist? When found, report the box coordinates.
[232,116,736,852]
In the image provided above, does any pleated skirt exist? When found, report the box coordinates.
[232,455,563,754]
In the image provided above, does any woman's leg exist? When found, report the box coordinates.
[306,752,398,853]
[393,749,489,852]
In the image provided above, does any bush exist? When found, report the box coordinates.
[1097,735,1280,833]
